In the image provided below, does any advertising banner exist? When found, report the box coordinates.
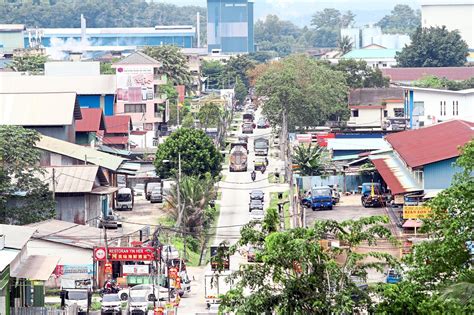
[94,247,159,261]
[122,264,150,275]
[116,66,154,102]
[54,264,93,276]
[176,85,185,103]
[403,206,431,219]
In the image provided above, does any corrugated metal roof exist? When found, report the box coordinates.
[370,152,421,195]
[38,26,195,35]
[10,255,59,281]
[382,67,474,82]
[0,224,35,249]
[114,51,161,66]
[36,135,126,171]
[385,120,474,168]
[76,108,106,132]
[0,92,81,126]
[102,136,129,145]
[97,145,131,157]
[105,115,132,133]
[349,88,403,106]
[38,166,109,193]
[0,74,116,94]
[0,24,25,31]
[0,249,19,272]
[327,138,390,151]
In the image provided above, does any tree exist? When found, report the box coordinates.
[396,26,469,67]
[143,45,192,86]
[154,128,222,179]
[220,214,396,313]
[201,60,225,90]
[247,51,275,64]
[234,77,247,105]
[220,55,255,89]
[0,126,55,225]
[310,9,354,48]
[292,143,331,176]
[376,4,421,34]
[181,113,195,128]
[254,15,303,57]
[414,75,474,91]
[198,103,222,131]
[337,35,353,55]
[10,53,48,74]
[256,54,348,131]
[331,59,390,88]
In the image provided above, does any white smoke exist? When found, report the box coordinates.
[46,37,94,60]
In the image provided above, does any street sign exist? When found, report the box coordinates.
[403,206,432,219]
[94,247,159,261]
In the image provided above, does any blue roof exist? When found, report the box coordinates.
[342,48,399,59]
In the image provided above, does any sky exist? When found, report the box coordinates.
[154,0,421,26]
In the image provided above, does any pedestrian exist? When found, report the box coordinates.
[261,165,266,174]
[265,157,269,166]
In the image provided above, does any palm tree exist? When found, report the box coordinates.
[441,281,474,307]
[337,35,353,55]
[292,143,331,176]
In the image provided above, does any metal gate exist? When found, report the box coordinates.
[10,307,68,315]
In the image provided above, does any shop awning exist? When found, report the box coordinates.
[402,219,423,228]
[90,186,119,195]
[10,255,59,281]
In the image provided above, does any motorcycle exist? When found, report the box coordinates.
[251,171,256,182]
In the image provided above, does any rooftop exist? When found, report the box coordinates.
[342,48,399,59]
[76,108,106,132]
[381,67,474,82]
[403,86,474,94]
[0,224,35,249]
[114,51,161,66]
[327,138,391,151]
[34,26,195,36]
[385,120,474,168]
[0,24,25,31]
[0,92,81,126]
[104,115,133,134]
[349,88,404,106]
[38,166,109,194]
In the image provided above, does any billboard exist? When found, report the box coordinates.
[54,264,93,276]
[116,66,154,102]
[94,247,159,261]
[403,206,431,219]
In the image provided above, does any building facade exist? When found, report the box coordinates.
[0,24,25,55]
[207,0,254,54]
[341,44,399,69]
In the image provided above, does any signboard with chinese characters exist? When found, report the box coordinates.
[116,66,154,102]
[54,264,93,276]
[403,206,432,219]
[94,247,159,261]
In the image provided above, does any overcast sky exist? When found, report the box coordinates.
[154,0,421,26]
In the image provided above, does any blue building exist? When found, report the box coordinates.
[207,0,254,54]
[25,26,195,49]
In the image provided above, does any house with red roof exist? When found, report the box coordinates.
[370,120,473,198]
[100,115,133,150]
[381,67,474,85]
[75,108,106,145]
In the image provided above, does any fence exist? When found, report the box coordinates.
[11,307,69,315]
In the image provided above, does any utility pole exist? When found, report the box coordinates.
[52,168,56,200]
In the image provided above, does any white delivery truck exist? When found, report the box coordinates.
[204,271,233,309]
[60,278,92,315]
[116,187,134,210]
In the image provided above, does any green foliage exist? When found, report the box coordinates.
[310,9,355,47]
[234,77,247,105]
[247,51,275,64]
[220,214,396,313]
[198,103,222,130]
[331,59,390,88]
[143,45,192,86]
[154,128,222,179]
[221,55,255,90]
[201,60,225,90]
[256,54,349,131]
[0,126,55,224]
[10,53,48,74]
[181,112,195,129]
[292,144,331,176]
[99,58,120,75]
[337,35,353,55]
[396,26,469,67]
[414,75,474,91]
[375,4,421,34]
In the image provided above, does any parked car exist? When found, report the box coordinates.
[249,209,265,221]
[242,122,254,134]
[249,200,264,212]
[118,284,164,302]
[128,295,148,315]
[386,269,402,284]
[256,118,269,128]
[100,293,122,315]
[249,190,264,202]
[133,184,145,196]
[145,182,162,200]
[162,245,180,260]
[98,214,122,229]
[116,188,133,210]
[150,187,163,203]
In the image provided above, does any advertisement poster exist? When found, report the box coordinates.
[116,66,154,102]
[54,264,93,276]
[122,264,150,275]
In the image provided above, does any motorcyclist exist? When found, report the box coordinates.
[261,165,266,174]
[251,170,256,181]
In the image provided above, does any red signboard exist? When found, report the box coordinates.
[176,85,185,103]
[94,247,159,261]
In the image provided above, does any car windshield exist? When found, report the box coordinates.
[102,294,120,302]
[312,188,331,197]
[255,141,268,148]
[131,285,149,291]
[117,193,131,202]
[130,296,147,302]
[251,200,262,205]
[251,191,263,196]
[65,291,88,300]
[251,210,264,215]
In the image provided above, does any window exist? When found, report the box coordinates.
[443,101,446,116]
[394,108,404,117]
[413,169,424,186]
[440,101,443,116]
[382,63,387,67]
[453,101,456,115]
[383,110,388,118]
[352,109,359,117]
[455,101,459,116]
[124,104,146,113]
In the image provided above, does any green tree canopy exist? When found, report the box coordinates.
[375,4,421,34]
[292,143,331,176]
[198,103,222,130]
[414,75,474,91]
[143,45,192,86]
[221,55,256,89]
[331,59,390,88]
[256,54,349,131]
[396,26,469,67]
[234,77,247,105]
[0,126,55,224]
[154,128,222,179]
[201,60,225,90]
[310,9,355,47]
[10,53,48,74]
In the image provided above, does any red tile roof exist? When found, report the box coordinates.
[382,67,474,82]
[104,115,132,134]
[371,159,406,195]
[102,136,129,145]
[75,108,105,132]
[386,120,474,168]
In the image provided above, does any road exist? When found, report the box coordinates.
[177,109,287,314]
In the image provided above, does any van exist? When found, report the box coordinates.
[145,182,162,200]
[116,187,133,210]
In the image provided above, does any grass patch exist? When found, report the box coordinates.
[157,215,175,227]
[270,191,291,229]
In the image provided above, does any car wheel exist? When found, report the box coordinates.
[120,292,128,301]
[329,206,333,210]
[312,207,316,211]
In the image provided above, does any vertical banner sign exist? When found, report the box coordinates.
[176,85,185,103]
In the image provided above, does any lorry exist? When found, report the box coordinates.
[254,137,269,156]
[229,143,248,172]
[361,182,386,208]
[308,186,334,210]
[116,187,134,210]
[60,278,92,314]
[204,271,233,309]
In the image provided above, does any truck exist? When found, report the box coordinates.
[361,182,386,208]
[60,278,92,314]
[308,186,334,210]
[254,137,269,156]
[204,271,233,309]
[229,143,248,172]
[116,187,134,210]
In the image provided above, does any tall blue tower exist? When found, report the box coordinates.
[207,0,255,54]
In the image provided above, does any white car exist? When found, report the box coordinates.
[100,293,122,314]
[118,284,162,301]
[127,295,148,314]
[133,184,145,197]
[249,210,265,222]
[162,245,180,260]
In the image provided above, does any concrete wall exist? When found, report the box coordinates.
[349,107,383,127]
[422,3,474,48]
[29,125,75,143]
